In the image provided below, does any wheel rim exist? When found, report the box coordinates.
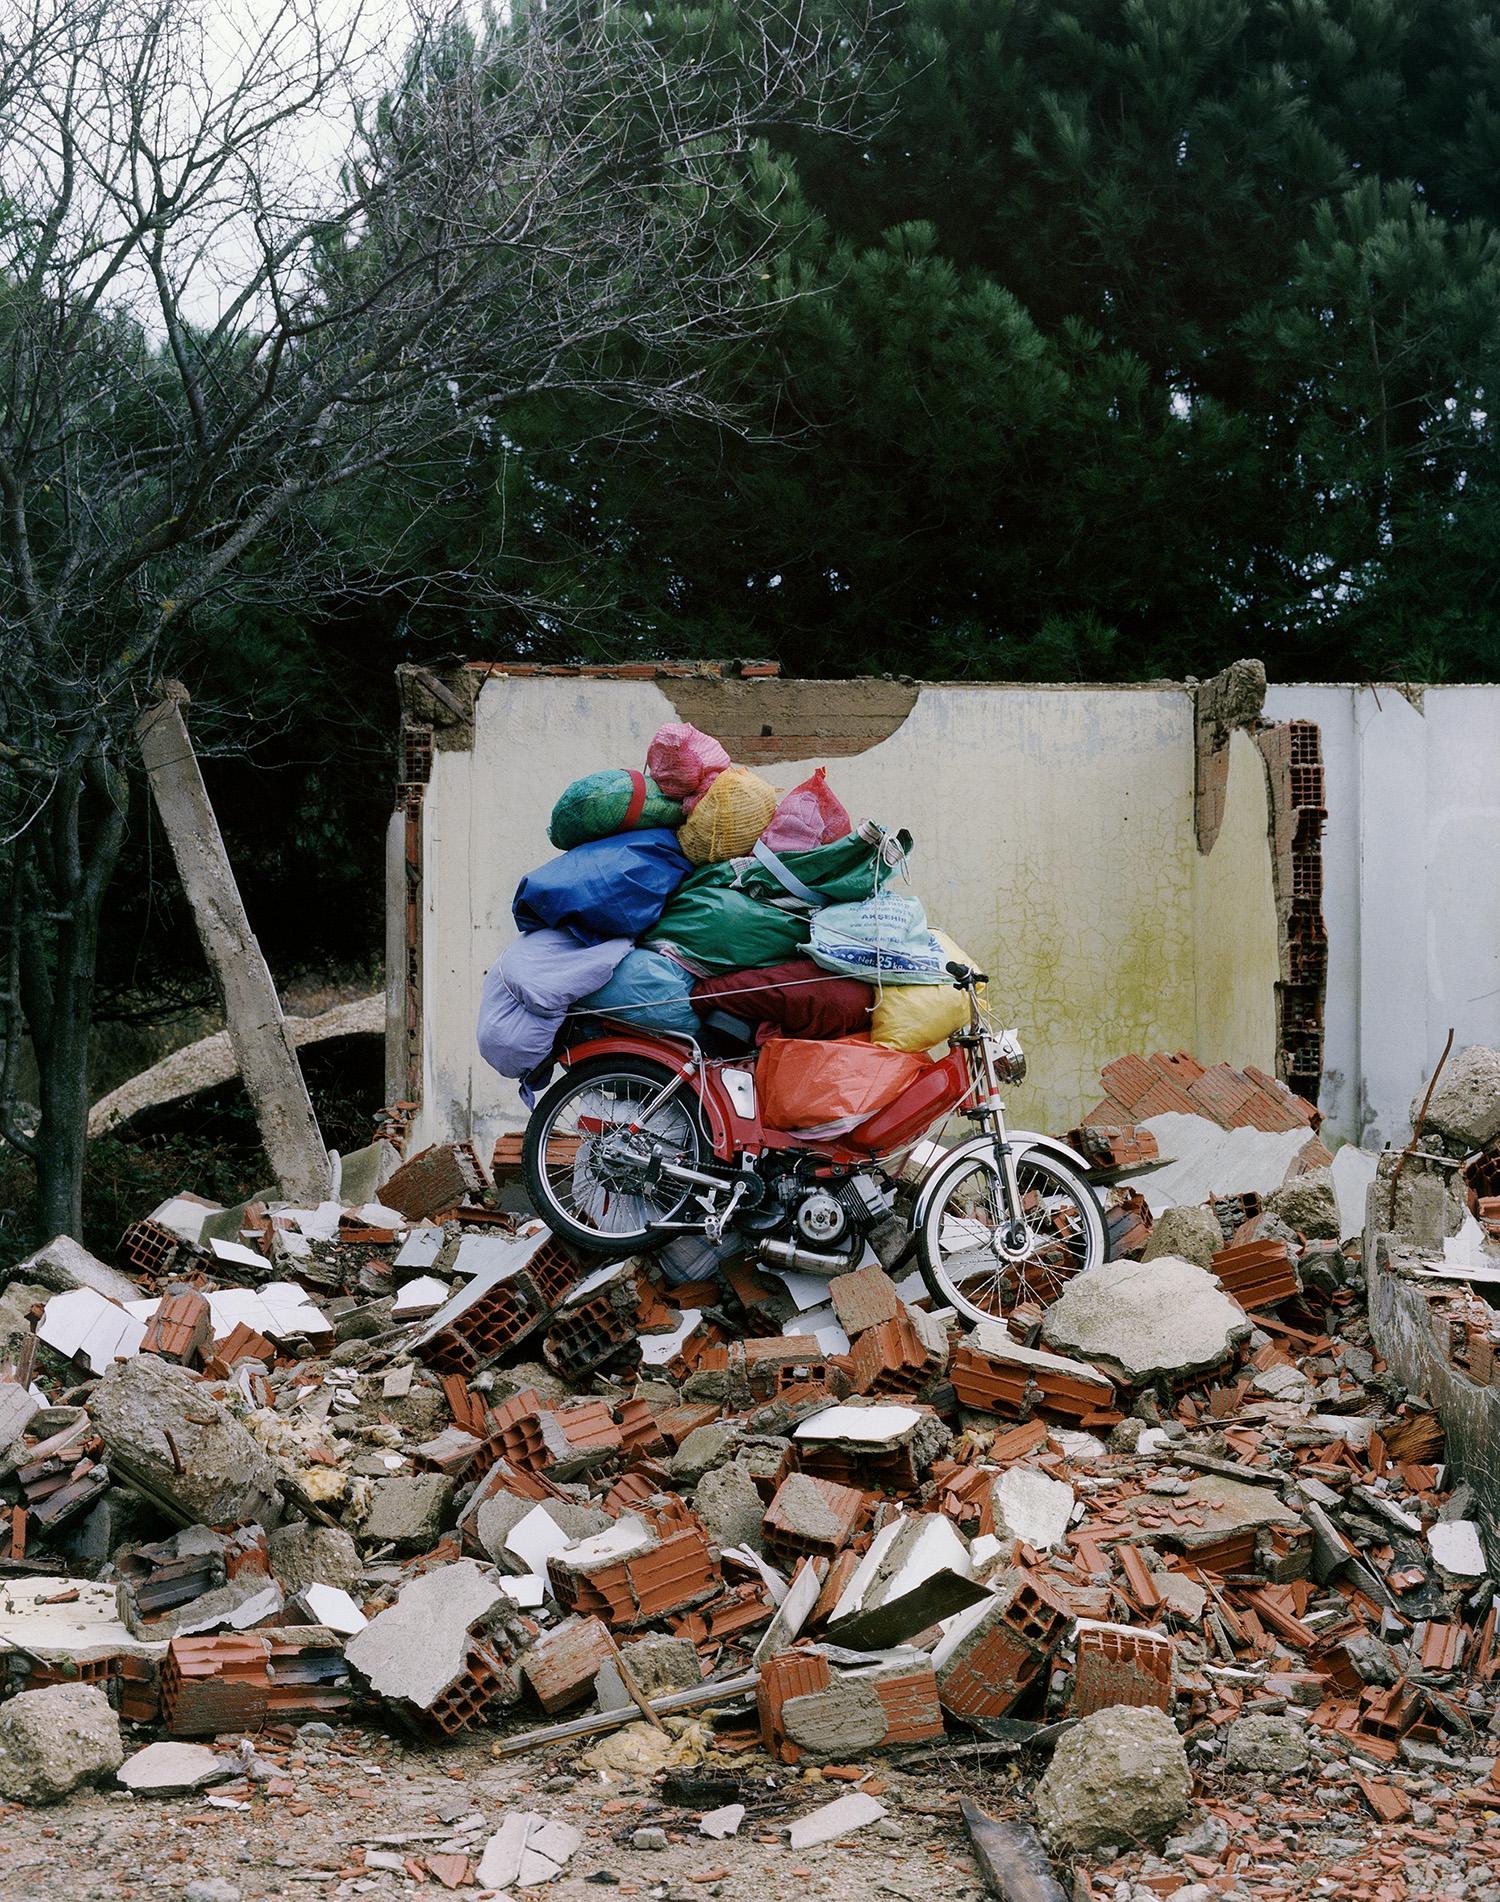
[534,1071,700,1243]
[926,1155,1097,1323]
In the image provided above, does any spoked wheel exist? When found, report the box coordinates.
[917,1144,1106,1326]
[521,1056,708,1258]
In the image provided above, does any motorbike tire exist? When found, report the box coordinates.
[916,1142,1106,1327]
[521,1055,709,1259]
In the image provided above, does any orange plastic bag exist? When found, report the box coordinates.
[756,1035,931,1132]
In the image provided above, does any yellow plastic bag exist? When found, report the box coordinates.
[871,930,982,1050]
[676,766,780,864]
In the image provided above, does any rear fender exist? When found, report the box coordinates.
[911,1130,1093,1228]
[556,1032,745,1160]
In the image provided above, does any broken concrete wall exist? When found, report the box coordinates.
[1263,684,1500,1148]
[1365,1229,1500,1555]
[403,668,1281,1150]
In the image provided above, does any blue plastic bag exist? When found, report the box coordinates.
[513,829,692,945]
[477,930,632,1103]
[578,948,700,1036]
[809,893,948,983]
[500,929,633,1016]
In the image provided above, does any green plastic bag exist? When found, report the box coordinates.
[548,770,682,852]
[643,825,912,976]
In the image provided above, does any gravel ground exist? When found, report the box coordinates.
[0,1722,997,1902]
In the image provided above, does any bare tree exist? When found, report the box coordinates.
[0,0,859,1238]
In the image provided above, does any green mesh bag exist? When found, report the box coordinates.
[548,769,682,851]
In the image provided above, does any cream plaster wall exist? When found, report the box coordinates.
[1193,728,1279,1075]
[408,676,1282,1156]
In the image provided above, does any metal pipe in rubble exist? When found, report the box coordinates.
[757,1238,857,1274]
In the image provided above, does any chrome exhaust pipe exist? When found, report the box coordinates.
[757,1238,856,1275]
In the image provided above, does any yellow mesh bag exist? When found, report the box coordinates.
[676,767,781,864]
[870,931,983,1051]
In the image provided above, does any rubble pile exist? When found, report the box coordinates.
[4,1049,1500,1902]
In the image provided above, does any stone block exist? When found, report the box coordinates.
[693,1461,768,1554]
[1141,1205,1223,1270]
[9,1234,142,1305]
[0,1683,125,1805]
[344,1559,504,1711]
[1412,1045,1500,1148]
[266,1523,364,1596]
[355,1474,454,1551]
[1034,1704,1192,1852]
[89,1354,283,1529]
[1042,1256,1252,1385]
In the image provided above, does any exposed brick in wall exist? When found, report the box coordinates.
[1255,719,1328,1103]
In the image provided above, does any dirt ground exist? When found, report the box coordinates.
[6,1705,1490,1902]
[0,1720,998,1902]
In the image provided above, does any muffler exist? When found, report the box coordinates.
[757,1238,856,1275]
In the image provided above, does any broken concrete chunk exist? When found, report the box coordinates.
[1264,1166,1340,1240]
[11,1234,144,1305]
[694,1460,768,1555]
[781,1677,889,1759]
[786,1791,887,1849]
[699,1803,745,1839]
[0,1683,125,1805]
[1429,1519,1488,1579]
[117,1741,230,1794]
[354,1474,454,1551]
[1140,1205,1223,1270]
[992,1467,1075,1553]
[617,1635,701,1697]
[345,1559,504,1711]
[1411,1044,1500,1148]
[1042,1256,1252,1385]
[670,1420,741,1486]
[828,1511,974,1643]
[1034,1704,1192,1852]
[265,1523,363,1596]
[1224,1713,1310,1774]
[90,1354,283,1529]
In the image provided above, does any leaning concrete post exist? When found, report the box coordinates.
[135,684,332,1205]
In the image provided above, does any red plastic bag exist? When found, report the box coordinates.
[756,1035,930,1133]
[646,722,731,808]
[761,768,852,852]
[691,958,873,1040]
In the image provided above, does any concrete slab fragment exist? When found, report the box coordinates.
[118,1742,229,1793]
[477,1813,583,1887]
[1042,1256,1252,1385]
[1429,1520,1487,1578]
[992,1468,1075,1552]
[1119,1113,1313,1217]
[787,1792,886,1849]
[344,1560,504,1710]
[12,1235,143,1305]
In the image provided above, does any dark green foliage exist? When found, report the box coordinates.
[361,0,1500,685]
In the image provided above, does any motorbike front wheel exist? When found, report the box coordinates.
[917,1144,1106,1326]
[521,1056,708,1258]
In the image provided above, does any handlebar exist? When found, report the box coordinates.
[946,960,990,986]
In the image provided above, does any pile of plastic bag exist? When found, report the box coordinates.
[477,723,983,1121]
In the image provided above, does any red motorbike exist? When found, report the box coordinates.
[520,962,1107,1325]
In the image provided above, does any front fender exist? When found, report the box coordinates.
[911,1130,1093,1228]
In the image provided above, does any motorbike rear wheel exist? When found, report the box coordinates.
[521,1055,708,1258]
[917,1143,1105,1326]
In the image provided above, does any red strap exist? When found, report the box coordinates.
[619,769,648,831]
